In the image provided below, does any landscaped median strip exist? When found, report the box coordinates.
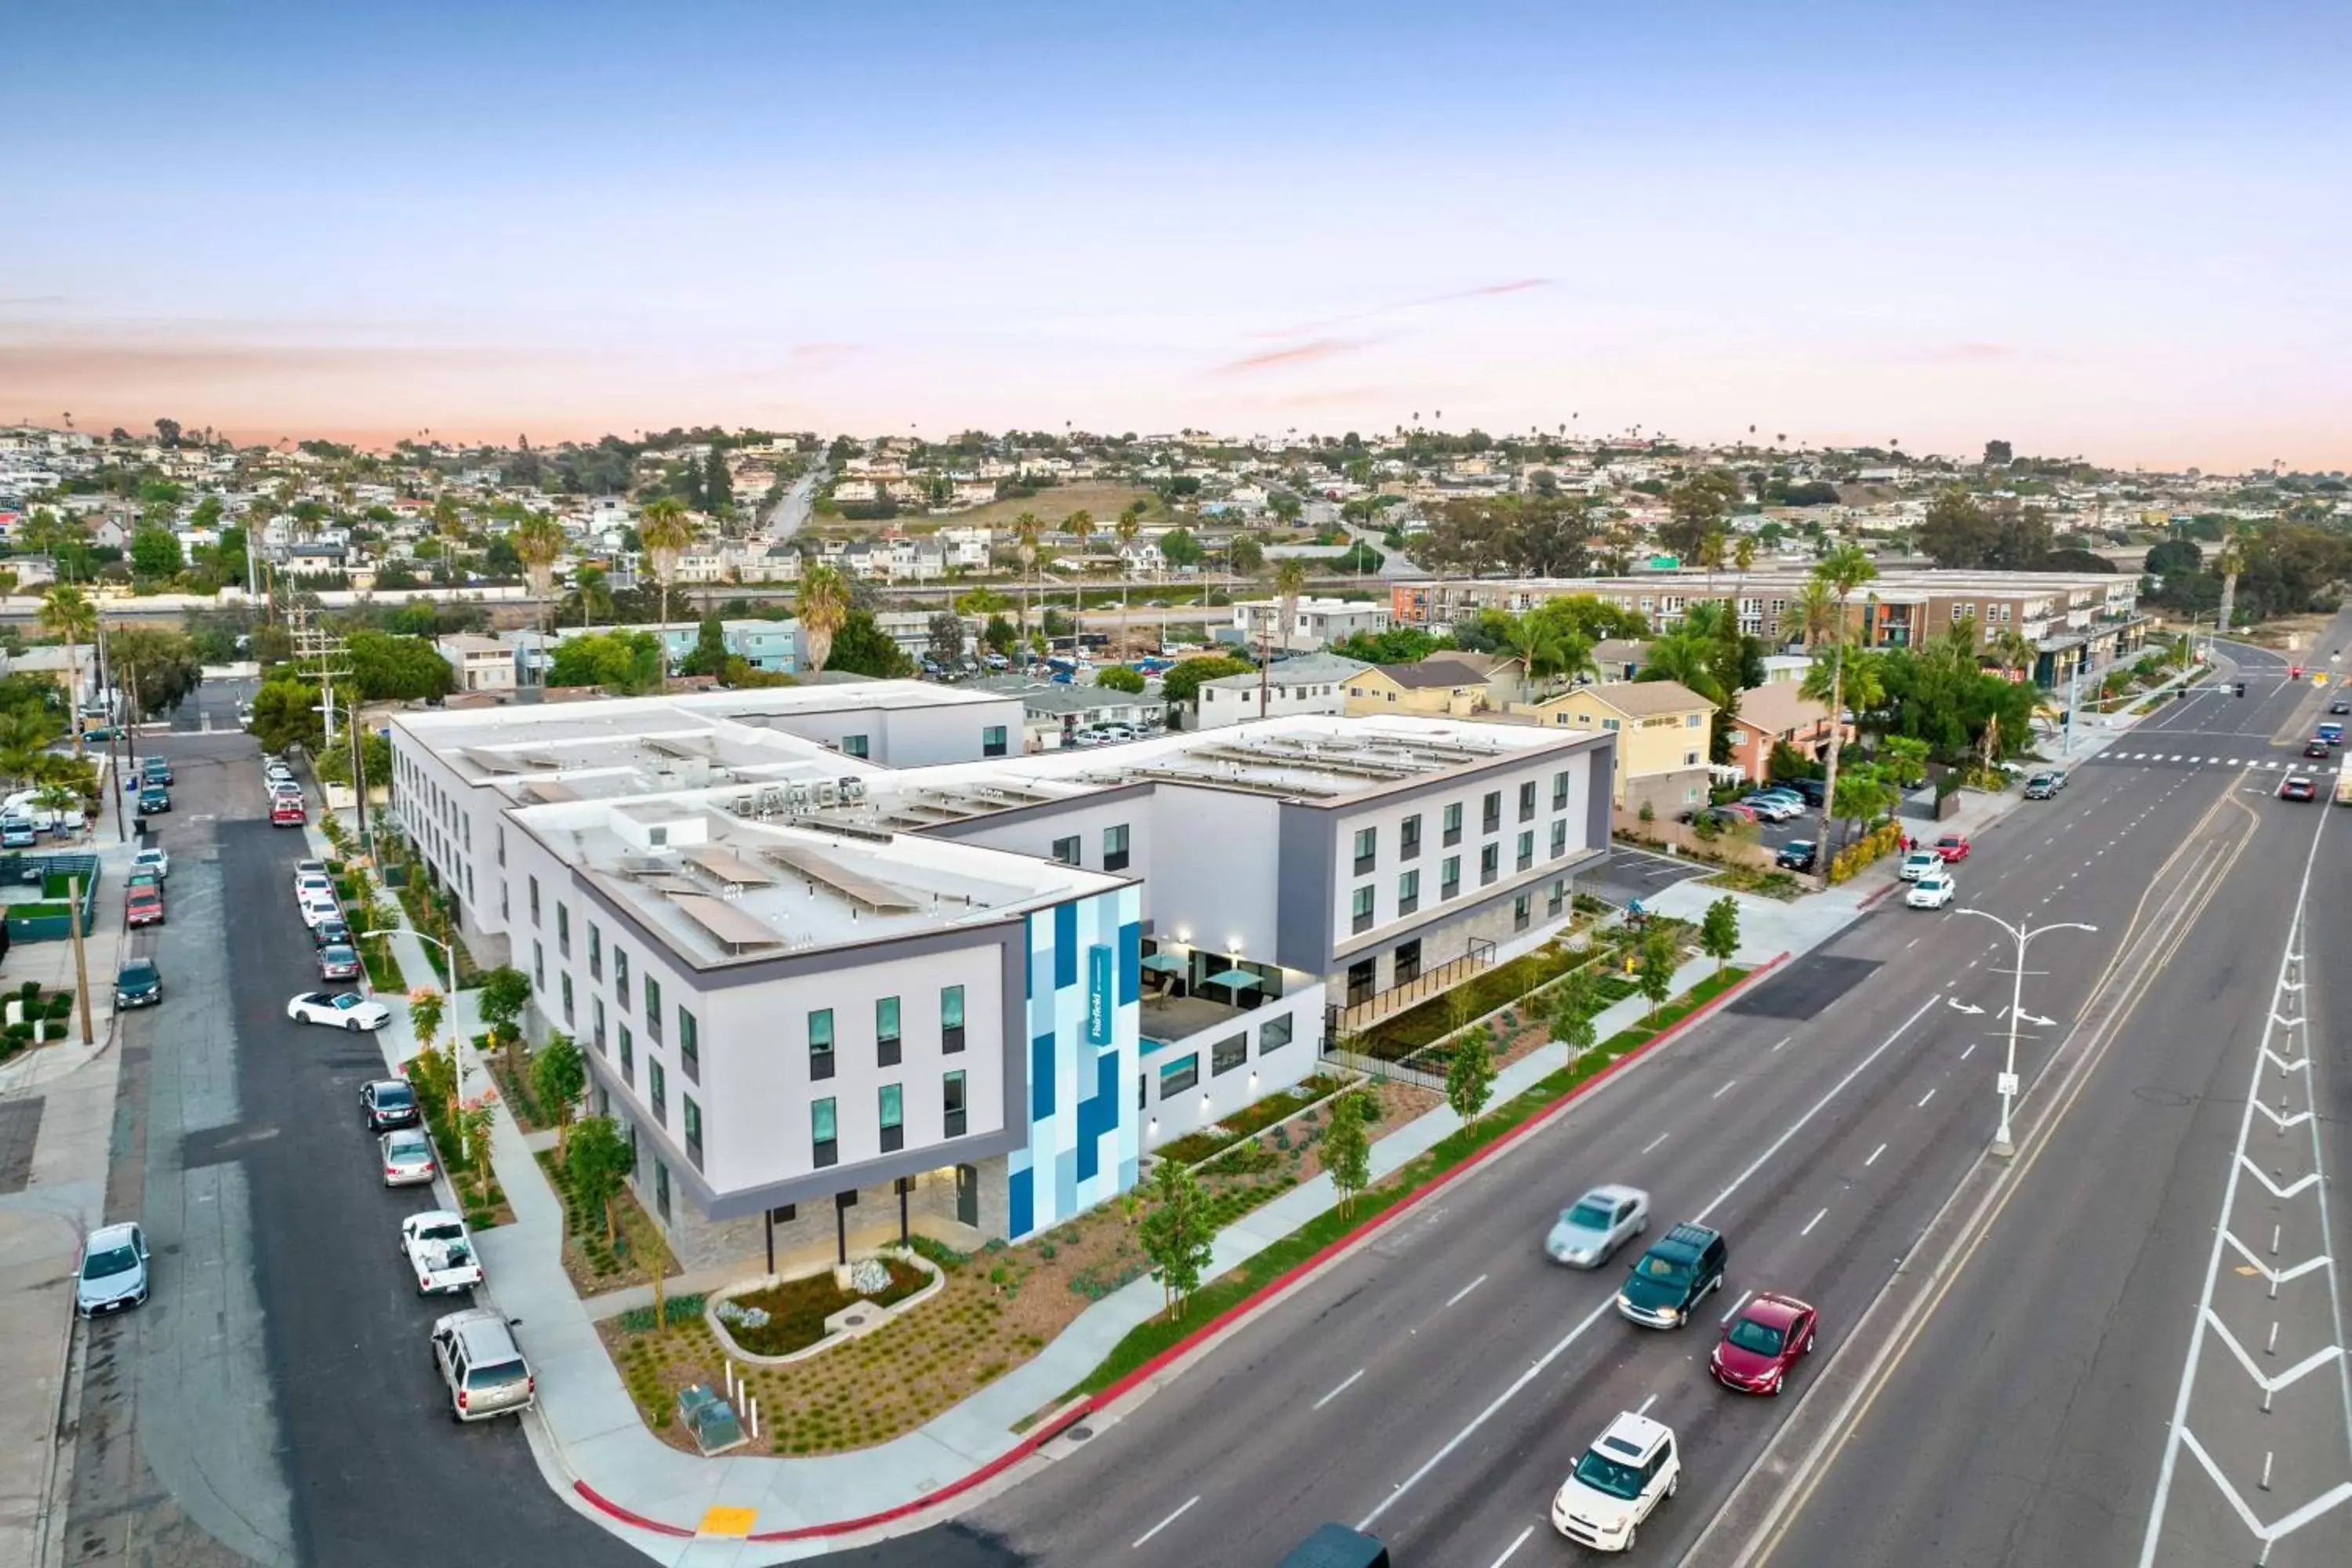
[567,952,1787,1545]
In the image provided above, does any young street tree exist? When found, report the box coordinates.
[1637,927,1678,1020]
[1138,1156,1216,1321]
[1549,966,1601,1056]
[1700,895,1742,975]
[564,1116,637,1245]
[529,1033,588,1154]
[476,965,534,1076]
[1321,1091,1373,1216]
[1445,1024,1497,1129]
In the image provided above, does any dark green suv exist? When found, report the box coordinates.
[1616,1222,1727,1329]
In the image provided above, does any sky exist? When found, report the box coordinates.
[7,1,2349,471]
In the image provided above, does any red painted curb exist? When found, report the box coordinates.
[588,955,1792,1544]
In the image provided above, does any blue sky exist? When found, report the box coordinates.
[9,2,2348,467]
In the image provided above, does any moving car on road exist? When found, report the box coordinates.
[362,1077,419,1131]
[1907,869,1958,909]
[1551,1410,1681,1552]
[2281,774,2318,802]
[114,958,162,1009]
[379,1126,437,1187]
[136,784,171,815]
[429,1307,535,1422]
[2332,699,2351,716]
[1933,833,1971,862]
[2024,772,2056,800]
[1547,1184,1650,1268]
[1277,1525,1390,1568]
[2304,739,2332,760]
[75,1222,151,1318]
[1898,849,1940,881]
[1616,1222,1728,1329]
[401,1210,485,1295]
[1710,1291,1817,1395]
[288,989,390,1031]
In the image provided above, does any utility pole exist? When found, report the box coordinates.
[67,874,93,1045]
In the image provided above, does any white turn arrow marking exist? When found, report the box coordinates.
[1947,999,1986,1016]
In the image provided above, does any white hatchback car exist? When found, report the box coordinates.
[1546,1184,1650,1268]
[1907,870,1958,909]
[1553,1411,1681,1552]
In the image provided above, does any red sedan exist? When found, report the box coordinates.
[1710,1291,1818,1395]
[1933,833,1971,862]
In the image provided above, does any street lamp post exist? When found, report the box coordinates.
[1957,909,2096,1158]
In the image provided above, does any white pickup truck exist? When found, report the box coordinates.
[400,1210,485,1296]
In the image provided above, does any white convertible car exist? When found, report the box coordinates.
[287,990,392,1032]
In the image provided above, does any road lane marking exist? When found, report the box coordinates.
[1801,1208,1828,1236]
[1864,1142,1886,1167]
[1960,1042,1976,1062]
[1641,1131,1670,1154]
[1905,937,1919,949]
[1771,1035,1791,1053]
[1713,1080,1739,1100]
[1446,1274,1490,1308]
[1486,1526,1534,1568]
[1636,1392,1659,1416]
[1314,1369,1367,1410]
[1722,1288,1755,1323]
[1360,993,1943,1534]
[1134,1496,1200,1548]
[1917,1087,1936,1108]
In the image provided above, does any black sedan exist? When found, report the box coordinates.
[1774,840,1820,872]
[2305,739,2332,759]
[115,958,162,1008]
[311,917,352,949]
[2331,699,2350,715]
[361,1079,420,1131]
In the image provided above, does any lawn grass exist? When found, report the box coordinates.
[1064,966,1750,1399]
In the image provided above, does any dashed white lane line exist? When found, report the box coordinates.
[1712,1080,1738,1100]
[1801,1207,1828,1237]
[1445,1274,1490,1308]
[1918,1087,1937,1108]
[1641,1131,1670,1154]
[1865,1142,1887,1167]
[1721,1288,1755,1323]
[1905,936,1920,949]
[1770,1035,1792,1053]
[1486,1526,1535,1568]
[1134,1495,1200,1548]
[1960,1042,1976,1062]
[1635,1392,1660,1417]
[1313,1369,1367,1410]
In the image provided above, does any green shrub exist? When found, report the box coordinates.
[42,1020,66,1041]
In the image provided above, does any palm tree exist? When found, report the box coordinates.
[1063,509,1095,651]
[794,561,851,677]
[1255,557,1313,717]
[1012,511,1042,652]
[514,514,565,684]
[38,584,96,758]
[2214,528,2245,639]
[1113,502,1144,658]
[1805,546,1880,866]
[637,496,693,689]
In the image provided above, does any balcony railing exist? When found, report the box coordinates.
[1334,938,1497,1036]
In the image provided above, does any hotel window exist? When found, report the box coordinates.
[841,734,870,759]
[618,1023,634,1087]
[1482,791,1501,833]
[1212,1033,1248,1076]
[528,877,539,926]
[943,1070,967,1138]
[1514,892,1532,931]
[560,972,574,1024]
[1398,869,1420,916]
[588,923,601,981]
[1685,750,1700,767]
[1516,831,1534,871]
[1351,886,1375,934]
[532,941,543,989]
[877,996,902,1067]
[1399,814,1421,860]
[683,1097,702,1169]
[1548,877,1567,916]
[1518,781,1537,822]
[1104,823,1131,873]
[879,1084,904,1153]
[653,1160,670,1223]
[1551,820,1568,858]
[1353,826,1377,875]
[615,948,630,1010]
[982,724,1009,758]
[557,905,570,957]
[812,1098,837,1167]
[1441,855,1461,900]
[1443,802,1463,847]
[1552,771,1570,810]
[496,826,506,867]
[1160,1053,1200,1098]
[592,997,606,1054]
[942,985,966,1053]
[809,1008,835,1081]
[1392,939,1422,985]
[648,1060,666,1127]
[1051,835,1081,866]
[644,978,663,1043]
[1480,844,1500,885]
[677,1007,699,1083]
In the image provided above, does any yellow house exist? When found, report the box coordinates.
[1512,680,1717,816]
[1343,655,1520,718]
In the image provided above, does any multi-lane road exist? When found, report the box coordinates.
[818,631,2352,1567]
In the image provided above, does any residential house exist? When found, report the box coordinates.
[1227,596,1392,653]
[1512,680,1717,818]
[1343,654,1522,719]
[1194,653,1367,729]
[437,633,518,695]
[1722,681,1847,785]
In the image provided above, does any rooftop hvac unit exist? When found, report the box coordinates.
[730,795,755,816]
[785,782,811,811]
[814,780,840,807]
[840,777,867,802]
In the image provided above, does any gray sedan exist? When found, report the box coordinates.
[1547,1184,1651,1268]
[379,1127,437,1188]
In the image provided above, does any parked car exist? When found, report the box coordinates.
[1547,1185,1650,1269]
[132,847,170,880]
[74,1222,151,1318]
[362,1077,419,1131]
[270,798,305,828]
[126,885,166,927]
[288,990,391,1031]
[1788,777,1828,808]
[429,1307,535,1422]
[1774,840,1819,873]
[1551,1410,1681,1552]
[379,1126,437,1187]
[1615,1222,1728,1329]
[316,943,363,982]
[114,958,162,1008]
[294,858,328,880]
[136,785,171,816]
[0,818,34,849]
[401,1210,485,1296]
[1739,793,1802,822]
[1906,870,1958,909]
[298,891,341,929]
[1710,1291,1818,1396]
[140,758,173,786]
[312,918,353,949]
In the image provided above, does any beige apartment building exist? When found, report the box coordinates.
[1511,680,1718,818]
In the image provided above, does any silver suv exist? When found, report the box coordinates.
[430,1308,535,1421]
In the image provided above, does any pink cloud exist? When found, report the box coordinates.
[1218,336,1372,374]
[1248,277,1553,340]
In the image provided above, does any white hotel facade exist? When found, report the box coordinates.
[387,684,1613,1267]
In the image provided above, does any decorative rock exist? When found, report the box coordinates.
[846,1257,891,1295]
